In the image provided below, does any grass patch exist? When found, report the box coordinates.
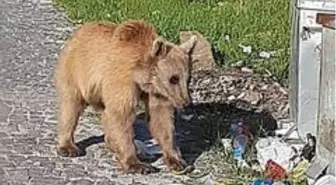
[53,0,290,85]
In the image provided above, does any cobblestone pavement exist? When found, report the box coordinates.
[0,0,186,184]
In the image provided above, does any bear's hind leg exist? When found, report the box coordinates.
[57,91,86,157]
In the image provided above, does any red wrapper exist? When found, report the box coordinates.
[265,159,287,181]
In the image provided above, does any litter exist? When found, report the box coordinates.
[251,178,273,185]
[227,120,253,141]
[241,67,253,73]
[133,119,162,159]
[313,174,336,185]
[288,159,310,184]
[272,182,286,185]
[221,138,232,155]
[255,137,297,172]
[259,51,271,59]
[134,139,162,159]
[239,44,252,54]
[232,134,248,160]
[225,120,253,167]
[232,60,244,67]
[300,133,316,162]
[265,159,287,181]
[224,35,230,41]
[259,51,276,59]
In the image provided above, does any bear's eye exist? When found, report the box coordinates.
[169,75,179,85]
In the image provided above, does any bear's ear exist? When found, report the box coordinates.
[151,37,171,58]
[179,35,198,55]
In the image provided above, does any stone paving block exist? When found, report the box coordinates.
[7,154,27,165]
[0,101,12,123]
[28,176,67,185]
[4,167,30,182]
[27,167,49,177]
[9,182,28,185]
[62,169,89,179]
[0,132,10,138]
[0,157,15,168]
[0,167,6,176]
[0,180,10,185]
[69,179,95,185]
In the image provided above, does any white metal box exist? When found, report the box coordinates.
[290,0,335,183]
[290,0,335,141]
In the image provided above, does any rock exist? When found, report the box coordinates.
[243,90,262,105]
[179,31,216,72]
[189,68,289,119]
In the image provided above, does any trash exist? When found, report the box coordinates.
[227,120,253,141]
[272,181,286,185]
[251,178,273,185]
[225,120,253,168]
[224,35,230,41]
[252,163,264,172]
[239,44,252,54]
[233,134,248,161]
[221,138,233,155]
[241,67,253,73]
[252,136,311,185]
[133,119,162,159]
[134,139,162,160]
[180,113,194,121]
[232,60,244,67]
[313,174,336,185]
[259,51,276,59]
[288,159,310,184]
[265,159,288,181]
[288,146,301,170]
[259,51,271,59]
[255,137,297,172]
[300,133,316,162]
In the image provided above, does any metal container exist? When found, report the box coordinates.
[289,0,335,141]
[289,0,335,183]
[306,20,335,183]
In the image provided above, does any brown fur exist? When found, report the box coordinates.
[54,19,197,174]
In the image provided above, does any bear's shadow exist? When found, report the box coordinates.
[75,102,278,165]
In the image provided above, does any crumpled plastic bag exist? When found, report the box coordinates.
[133,119,162,160]
[313,175,336,185]
[255,137,297,172]
[134,139,162,159]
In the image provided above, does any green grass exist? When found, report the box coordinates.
[53,0,290,85]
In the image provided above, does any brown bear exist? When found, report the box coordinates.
[54,19,197,174]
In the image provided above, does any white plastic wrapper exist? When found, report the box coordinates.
[255,137,297,172]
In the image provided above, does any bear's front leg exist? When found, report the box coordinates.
[148,97,187,172]
[101,106,157,174]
